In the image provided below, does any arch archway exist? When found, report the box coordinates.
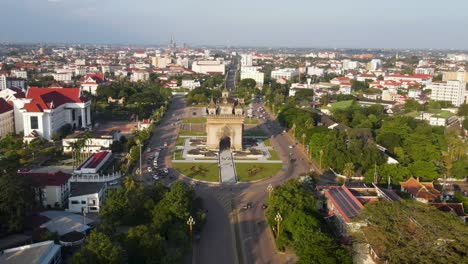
[219,137,231,151]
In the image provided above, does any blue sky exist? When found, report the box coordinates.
[1,0,467,49]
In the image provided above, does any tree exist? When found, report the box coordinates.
[239,78,256,89]
[0,175,36,235]
[342,162,354,182]
[457,103,468,116]
[72,231,126,264]
[462,118,468,130]
[265,179,351,263]
[357,201,468,263]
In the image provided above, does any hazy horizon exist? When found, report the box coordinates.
[1,0,467,50]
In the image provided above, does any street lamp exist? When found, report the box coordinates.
[187,216,195,236]
[266,184,274,199]
[275,213,283,239]
[301,133,306,146]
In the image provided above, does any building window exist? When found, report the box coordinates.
[30,116,38,129]
[81,201,86,204]
[72,110,76,121]
[71,200,79,204]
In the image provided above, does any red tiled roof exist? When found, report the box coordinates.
[85,73,105,83]
[18,171,71,186]
[400,177,440,202]
[78,151,111,170]
[0,98,13,114]
[430,203,466,217]
[324,186,364,223]
[23,87,85,113]
[9,87,26,98]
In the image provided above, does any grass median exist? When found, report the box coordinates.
[182,117,207,124]
[172,162,219,182]
[235,163,283,182]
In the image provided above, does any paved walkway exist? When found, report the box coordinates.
[219,150,237,183]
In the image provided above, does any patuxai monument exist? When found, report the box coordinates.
[205,87,245,150]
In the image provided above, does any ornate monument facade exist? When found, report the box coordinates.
[206,88,244,150]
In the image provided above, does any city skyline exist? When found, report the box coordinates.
[1,0,468,49]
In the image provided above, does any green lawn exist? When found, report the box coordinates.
[244,118,259,125]
[268,149,280,160]
[173,149,183,160]
[175,137,186,146]
[172,163,219,182]
[236,163,283,182]
[182,117,207,124]
[178,130,207,136]
[262,138,271,146]
[330,100,354,110]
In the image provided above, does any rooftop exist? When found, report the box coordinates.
[18,171,71,187]
[0,240,61,264]
[70,182,105,197]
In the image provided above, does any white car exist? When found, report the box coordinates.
[109,180,118,186]
[153,175,160,180]
[148,167,152,172]
[163,168,169,174]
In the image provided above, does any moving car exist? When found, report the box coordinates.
[109,180,119,186]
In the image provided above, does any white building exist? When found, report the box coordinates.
[341,59,359,70]
[152,56,172,68]
[74,151,112,174]
[307,66,324,76]
[22,87,92,141]
[0,74,6,90]
[191,60,225,75]
[68,182,107,213]
[241,70,264,86]
[176,57,189,68]
[63,130,121,154]
[426,80,466,107]
[75,59,86,66]
[0,87,26,133]
[19,171,71,208]
[80,73,105,95]
[271,68,298,81]
[130,70,149,82]
[11,69,28,79]
[181,79,201,90]
[0,98,14,138]
[134,51,147,58]
[368,59,382,71]
[52,73,73,83]
[241,54,253,66]
[0,241,61,264]
[415,67,435,76]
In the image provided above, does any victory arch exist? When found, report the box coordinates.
[205,88,245,150]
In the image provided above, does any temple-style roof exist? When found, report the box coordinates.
[400,177,440,202]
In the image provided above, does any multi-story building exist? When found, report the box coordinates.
[443,68,468,83]
[130,70,149,82]
[191,60,225,75]
[6,77,27,91]
[241,70,264,86]
[367,59,382,71]
[18,171,71,208]
[68,182,107,213]
[152,56,172,68]
[181,79,201,90]
[426,80,466,106]
[241,54,253,66]
[271,68,298,81]
[11,69,28,79]
[307,66,324,76]
[52,73,73,83]
[22,87,91,141]
[0,98,14,138]
[415,67,435,76]
[0,74,6,90]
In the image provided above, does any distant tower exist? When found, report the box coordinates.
[169,35,176,49]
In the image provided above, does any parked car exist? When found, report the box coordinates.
[109,180,119,186]
[162,168,169,174]
[242,202,253,210]
[153,175,160,180]
[147,167,152,172]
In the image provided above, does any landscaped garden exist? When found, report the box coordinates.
[172,163,219,182]
[235,163,283,182]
